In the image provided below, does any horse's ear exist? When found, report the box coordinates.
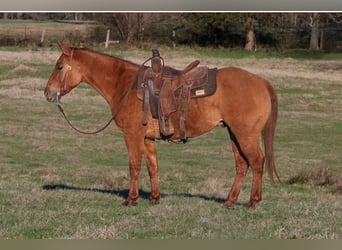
[58,42,72,56]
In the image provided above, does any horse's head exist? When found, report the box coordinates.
[44,42,82,104]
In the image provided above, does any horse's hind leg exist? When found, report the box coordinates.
[245,140,265,208]
[235,136,265,208]
[143,139,160,205]
[224,136,249,207]
[224,125,265,208]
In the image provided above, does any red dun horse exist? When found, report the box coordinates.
[44,43,279,207]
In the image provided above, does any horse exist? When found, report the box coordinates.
[44,42,279,208]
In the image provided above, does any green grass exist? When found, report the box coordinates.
[0,47,341,239]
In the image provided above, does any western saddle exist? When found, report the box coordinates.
[137,49,217,142]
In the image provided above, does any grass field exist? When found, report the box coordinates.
[0,45,341,239]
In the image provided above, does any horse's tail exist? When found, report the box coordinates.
[262,82,280,183]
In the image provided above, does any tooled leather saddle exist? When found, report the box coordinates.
[136,49,217,142]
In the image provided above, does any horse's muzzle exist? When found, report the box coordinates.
[44,89,58,103]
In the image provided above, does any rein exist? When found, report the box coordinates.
[56,103,114,135]
[55,49,136,135]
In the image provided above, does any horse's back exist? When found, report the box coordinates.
[216,67,274,135]
[217,66,271,92]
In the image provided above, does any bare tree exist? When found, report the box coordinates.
[94,13,149,44]
[309,13,321,51]
[327,13,342,25]
[245,16,256,51]
[299,13,342,51]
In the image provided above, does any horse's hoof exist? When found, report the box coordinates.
[246,200,259,208]
[150,198,160,205]
[223,200,235,207]
[121,199,138,207]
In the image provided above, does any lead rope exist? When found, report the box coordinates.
[56,53,136,135]
[56,75,135,135]
[57,102,114,135]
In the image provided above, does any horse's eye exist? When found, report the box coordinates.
[57,65,63,71]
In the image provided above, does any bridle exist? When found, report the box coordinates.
[55,49,134,135]
[56,48,74,103]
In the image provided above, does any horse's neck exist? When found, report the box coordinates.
[78,50,138,106]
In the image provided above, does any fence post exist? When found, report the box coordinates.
[41,29,46,44]
[105,29,110,48]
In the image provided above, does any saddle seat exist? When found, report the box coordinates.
[137,59,217,142]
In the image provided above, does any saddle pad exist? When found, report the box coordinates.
[190,67,217,98]
[173,67,217,99]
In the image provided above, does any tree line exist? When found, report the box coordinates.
[1,13,342,51]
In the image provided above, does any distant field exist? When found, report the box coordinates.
[0,46,341,239]
[0,19,92,34]
[0,20,96,46]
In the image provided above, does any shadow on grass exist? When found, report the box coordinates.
[42,183,228,205]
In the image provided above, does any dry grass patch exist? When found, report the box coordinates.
[0,50,59,65]
[288,166,342,195]
[7,64,38,75]
[75,225,120,239]
[12,187,48,209]
[0,77,46,100]
[142,54,342,83]
[100,171,129,190]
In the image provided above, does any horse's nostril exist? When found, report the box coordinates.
[44,90,49,99]
[44,90,54,102]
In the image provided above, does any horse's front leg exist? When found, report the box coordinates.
[143,139,160,205]
[122,134,144,206]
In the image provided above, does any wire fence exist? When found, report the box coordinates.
[1,21,342,52]
[0,22,115,47]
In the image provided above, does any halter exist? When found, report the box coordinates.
[54,49,134,135]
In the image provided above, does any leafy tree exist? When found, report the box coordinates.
[180,13,295,50]
[180,13,244,47]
